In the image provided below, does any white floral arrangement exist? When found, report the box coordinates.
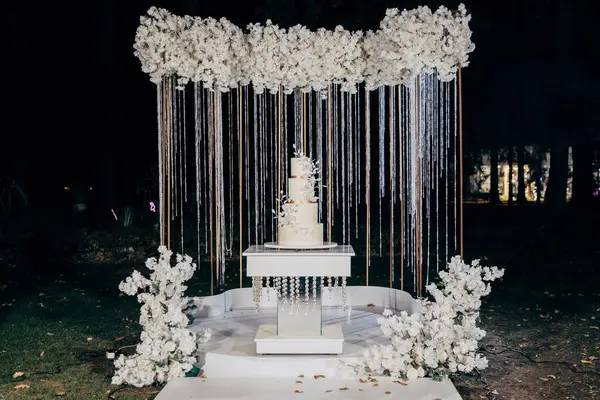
[111,246,211,388]
[363,4,474,89]
[134,4,474,92]
[354,256,504,381]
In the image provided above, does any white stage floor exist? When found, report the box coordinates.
[156,376,461,400]
[155,287,461,399]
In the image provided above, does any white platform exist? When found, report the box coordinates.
[154,286,461,399]
[255,324,344,354]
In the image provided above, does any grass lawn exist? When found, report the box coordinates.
[0,256,162,400]
[1,204,599,399]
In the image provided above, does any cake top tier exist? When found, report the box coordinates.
[290,145,319,178]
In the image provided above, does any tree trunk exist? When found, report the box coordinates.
[517,145,527,204]
[545,142,569,206]
[508,146,515,205]
[490,146,500,204]
[571,142,595,206]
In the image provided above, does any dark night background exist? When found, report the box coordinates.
[1,1,600,398]
[2,0,598,211]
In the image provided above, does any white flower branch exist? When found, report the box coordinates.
[111,246,211,388]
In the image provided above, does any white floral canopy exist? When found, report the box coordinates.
[134,5,474,92]
[135,4,473,297]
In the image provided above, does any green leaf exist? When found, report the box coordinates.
[185,366,200,377]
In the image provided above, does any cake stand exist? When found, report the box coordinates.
[242,244,354,355]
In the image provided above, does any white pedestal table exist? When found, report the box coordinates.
[242,244,354,355]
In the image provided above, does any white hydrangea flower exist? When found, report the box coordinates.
[111,246,211,387]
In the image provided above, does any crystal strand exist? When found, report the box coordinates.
[228,92,234,256]
[341,276,347,311]
[308,91,313,156]
[425,75,432,286]
[304,276,309,313]
[294,89,301,148]
[245,88,251,244]
[403,85,408,268]
[378,86,386,197]
[435,76,440,272]
[312,276,317,310]
[252,276,261,311]
[333,86,338,207]
[202,87,209,254]
[409,79,417,283]
[157,80,164,250]
[445,81,449,263]
[390,86,395,284]
[283,276,288,304]
[346,92,351,244]
[263,94,268,242]
[173,82,178,219]
[346,92,355,222]
[194,84,201,266]
[378,86,385,257]
[283,93,288,182]
[253,94,259,244]
[419,75,426,288]
[216,93,224,283]
[265,276,270,302]
[183,87,188,205]
[341,89,346,243]
[317,92,323,221]
[275,276,281,300]
[265,94,270,241]
[260,94,266,242]
[290,276,296,315]
[173,81,178,221]
[295,276,300,316]
[180,90,185,253]
[391,86,396,204]
[219,94,227,283]
[327,276,333,299]
[355,89,360,238]
[271,94,276,241]
[453,78,458,255]
[177,88,181,217]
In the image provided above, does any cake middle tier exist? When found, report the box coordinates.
[288,177,316,202]
[287,202,319,225]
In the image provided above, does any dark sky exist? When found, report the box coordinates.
[2,0,598,192]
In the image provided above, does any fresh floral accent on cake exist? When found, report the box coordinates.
[292,145,320,203]
[273,194,298,227]
[134,5,474,91]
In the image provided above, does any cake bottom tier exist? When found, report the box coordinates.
[278,224,323,246]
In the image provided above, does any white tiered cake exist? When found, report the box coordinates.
[276,153,323,247]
